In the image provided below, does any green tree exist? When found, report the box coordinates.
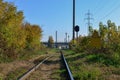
[99,22,108,48]
[99,22,107,40]
[48,36,54,48]
[118,26,120,34]
[89,26,93,36]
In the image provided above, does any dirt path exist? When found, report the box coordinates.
[26,53,67,80]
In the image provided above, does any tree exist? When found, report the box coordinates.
[0,0,24,57]
[98,20,120,53]
[88,26,93,36]
[0,0,43,58]
[90,30,101,49]
[48,36,54,48]
[99,22,108,48]
[24,22,42,49]
[79,36,90,52]
[99,22,106,40]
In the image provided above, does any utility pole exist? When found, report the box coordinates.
[73,0,75,41]
[85,10,93,35]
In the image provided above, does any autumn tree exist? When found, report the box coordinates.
[74,20,120,53]
[0,0,24,57]
[0,0,42,58]
[98,20,120,54]
[24,23,42,50]
[78,36,90,52]
[107,20,120,52]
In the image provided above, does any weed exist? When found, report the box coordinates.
[86,54,120,67]
[5,67,27,80]
[64,51,120,80]
[0,73,3,80]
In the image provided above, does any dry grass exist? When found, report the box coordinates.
[0,60,34,79]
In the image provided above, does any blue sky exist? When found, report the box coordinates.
[5,0,120,42]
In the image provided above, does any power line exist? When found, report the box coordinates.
[100,2,120,21]
[6,0,17,3]
[94,0,104,15]
[94,0,112,16]
[94,1,119,28]
[94,1,120,23]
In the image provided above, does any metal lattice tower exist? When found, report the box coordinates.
[85,10,93,35]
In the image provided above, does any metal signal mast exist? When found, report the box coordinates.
[73,0,75,40]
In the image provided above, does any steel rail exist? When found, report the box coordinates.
[60,51,74,80]
[18,54,54,80]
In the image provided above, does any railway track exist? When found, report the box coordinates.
[18,51,74,80]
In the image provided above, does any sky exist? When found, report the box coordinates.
[4,0,120,42]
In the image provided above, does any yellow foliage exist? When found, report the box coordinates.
[89,30,102,49]
[89,38,101,48]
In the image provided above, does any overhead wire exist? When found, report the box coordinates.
[94,0,108,16]
[93,0,110,27]
[99,1,120,21]
[94,1,120,24]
